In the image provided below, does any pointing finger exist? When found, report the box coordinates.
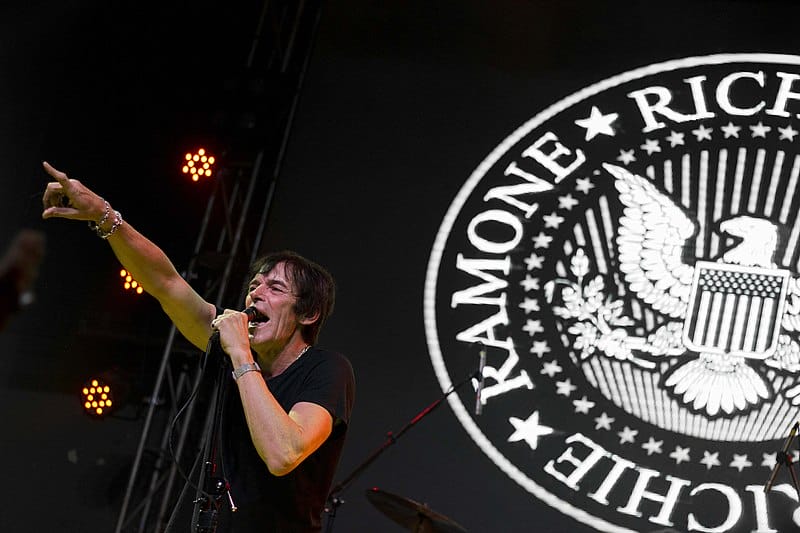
[42,161,70,185]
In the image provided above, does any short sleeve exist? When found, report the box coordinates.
[296,351,355,427]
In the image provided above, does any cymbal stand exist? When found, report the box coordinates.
[323,369,478,533]
[765,421,800,500]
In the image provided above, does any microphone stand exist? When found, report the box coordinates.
[765,421,800,500]
[323,369,479,533]
[191,339,236,533]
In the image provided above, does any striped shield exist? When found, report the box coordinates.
[683,261,790,359]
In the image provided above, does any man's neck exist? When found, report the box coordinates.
[258,337,310,377]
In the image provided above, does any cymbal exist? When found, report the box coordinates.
[365,487,467,533]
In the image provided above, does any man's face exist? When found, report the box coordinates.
[245,262,304,350]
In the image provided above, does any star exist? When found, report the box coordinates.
[572,396,595,414]
[700,451,721,470]
[618,426,638,444]
[594,412,614,431]
[519,298,540,313]
[762,452,777,468]
[616,149,636,166]
[574,106,619,141]
[779,124,799,141]
[508,411,554,450]
[641,437,663,456]
[557,194,579,210]
[750,121,772,138]
[522,319,544,336]
[665,130,685,147]
[542,212,565,229]
[760,450,797,468]
[555,378,577,397]
[670,446,691,464]
[520,275,540,291]
[692,124,713,141]
[532,232,553,248]
[640,138,661,155]
[524,253,544,270]
[540,359,562,377]
[730,454,753,472]
[575,177,595,195]
[721,121,741,138]
[530,341,551,358]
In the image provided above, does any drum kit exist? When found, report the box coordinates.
[365,487,467,533]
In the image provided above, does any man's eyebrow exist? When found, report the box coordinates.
[249,275,291,289]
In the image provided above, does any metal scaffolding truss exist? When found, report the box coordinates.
[114,1,324,531]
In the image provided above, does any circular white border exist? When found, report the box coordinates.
[423,53,800,532]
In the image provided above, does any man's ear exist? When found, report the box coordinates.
[299,309,320,326]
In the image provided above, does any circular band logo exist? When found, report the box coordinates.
[424,54,800,532]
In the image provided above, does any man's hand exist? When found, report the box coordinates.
[211,308,253,366]
[41,161,106,222]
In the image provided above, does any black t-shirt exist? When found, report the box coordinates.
[218,346,355,533]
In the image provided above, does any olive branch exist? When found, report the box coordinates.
[544,248,655,369]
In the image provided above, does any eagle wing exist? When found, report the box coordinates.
[782,277,800,334]
[604,163,696,318]
[765,278,800,373]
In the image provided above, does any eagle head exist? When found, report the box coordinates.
[719,215,779,268]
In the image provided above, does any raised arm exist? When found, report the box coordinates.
[41,162,217,350]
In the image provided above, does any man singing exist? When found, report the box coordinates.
[41,162,354,532]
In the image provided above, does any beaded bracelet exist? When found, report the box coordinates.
[100,210,123,239]
[92,200,111,227]
[88,200,124,239]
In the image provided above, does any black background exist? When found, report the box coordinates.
[3,1,800,531]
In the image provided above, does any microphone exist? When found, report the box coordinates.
[474,343,487,416]
[210,306,259,343]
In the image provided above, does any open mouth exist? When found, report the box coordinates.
[248,312,270,328]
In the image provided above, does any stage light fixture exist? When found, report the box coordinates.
[120,269,144,294]
[181,148,216,182]
[81,378,114,418]
[79,369,134,421]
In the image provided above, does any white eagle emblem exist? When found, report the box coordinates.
[604,163,800,417]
